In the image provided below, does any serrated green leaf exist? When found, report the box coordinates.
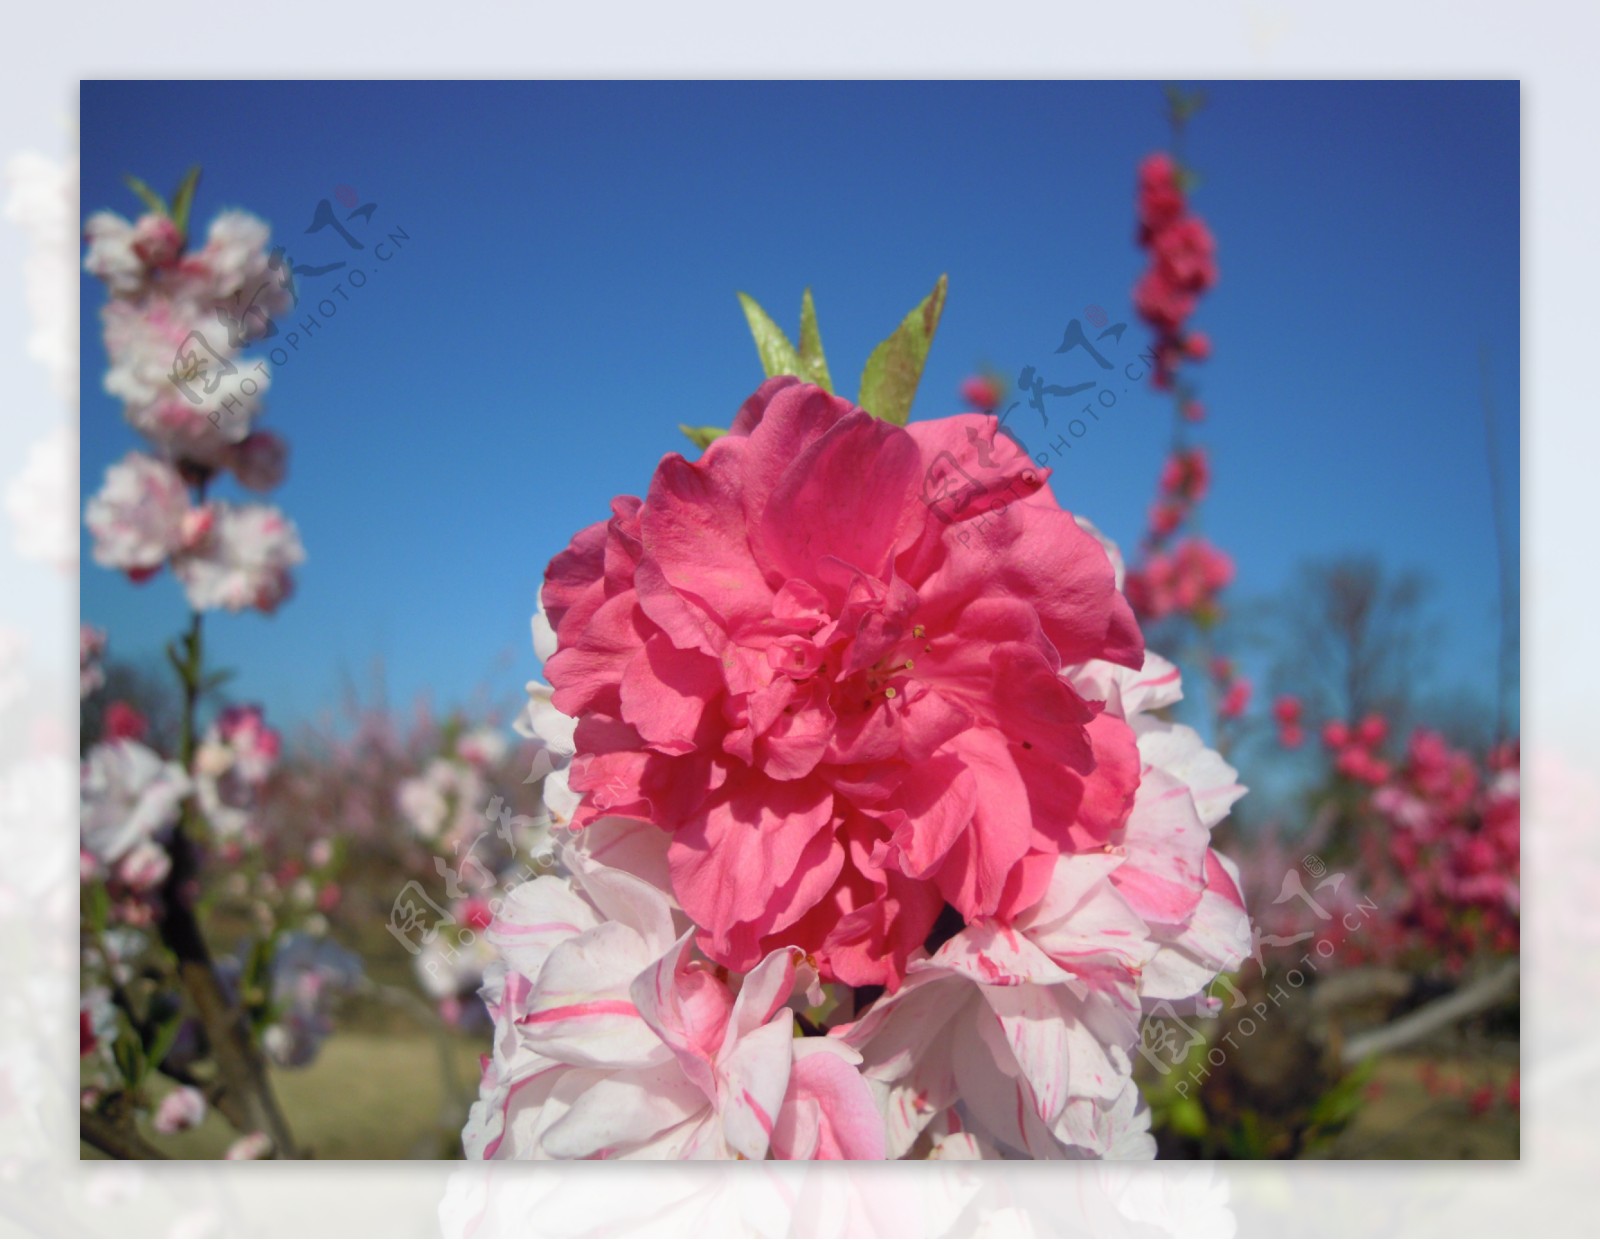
[857,274,948,426]
[737,292,804,381]
[679,424,727,450]
[124,174,168,218]
[169,165,201,237]
[797,288,833,393]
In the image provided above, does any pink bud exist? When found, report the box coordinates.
[131,214,183,267]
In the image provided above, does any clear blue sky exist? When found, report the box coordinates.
[78,80,1519,736]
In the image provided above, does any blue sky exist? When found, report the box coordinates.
[78,80,1519,739]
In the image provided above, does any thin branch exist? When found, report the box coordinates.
[1341,960,1519,1065]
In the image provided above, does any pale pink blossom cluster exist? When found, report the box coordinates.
[394,717,565,1026]
[85,450,303,613]
[396,739,500,852]
[195,704,282,840]
[88,207,290,469]
[468,382,1251,1159]
[83,193,304,615]
[79,738,191,910]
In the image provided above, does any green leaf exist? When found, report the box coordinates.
[797,288,833,393]
[144,1013,184,1075]
[679,424,727,450]
[113,1026,147,1087]
[169,165,201,237]
[857,274,948,426]
[737,292,804,381]
[200,668,235,693]
[123,174,168,218]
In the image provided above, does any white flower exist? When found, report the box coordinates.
[194,705,280,838]
[82,211,146,296]
[192,211,294,332]
[79,740,190,865]
[456,725,509,770]
[173,501,303,613]
[84,451,194,573]
[151,1085,207,1135]
[102,299,269,461]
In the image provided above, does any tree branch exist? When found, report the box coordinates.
[1340,961,1519,1065]
[80,1110,169,1160]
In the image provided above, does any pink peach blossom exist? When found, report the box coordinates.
[543,379,1143,988]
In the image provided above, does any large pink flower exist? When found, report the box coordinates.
[543,378,1144,988]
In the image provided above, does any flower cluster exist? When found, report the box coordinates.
[195,704,282,842]
[83,198,303,614]
[1124,137,1235,637]
[1209,655,1251,721]
[1123,537,1234,624]
[1133,154,1216,395]
[79,736,191,918]
[1369,732,1520,968]
[1149,447,1210,541]
[394,716,567,1026]
[1272,694,1305,748]
[469,381,1251,1160]
[1322,715,1392,786]
[395,726,512,852]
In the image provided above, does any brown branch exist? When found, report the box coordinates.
[158,827,299,1156]
[155,596,300,1157]
[1340,961,1519,1065]
[80,1110,168,1160]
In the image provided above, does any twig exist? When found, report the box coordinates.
[1341,961,1519,1065]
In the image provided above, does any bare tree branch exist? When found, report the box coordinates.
[1340,961,1519,1065]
